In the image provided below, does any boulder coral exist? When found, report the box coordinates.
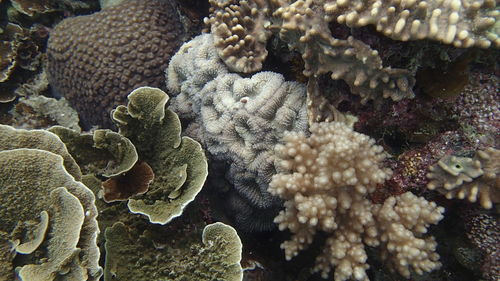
[47,0,185,128]
[167,33,308,231]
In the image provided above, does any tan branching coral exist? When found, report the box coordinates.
[323,0,500,48]
[427,147,500,209]
[271,0,415,103]
[205,0,272,73]
[269,121,444,281]
[206,0,499,102]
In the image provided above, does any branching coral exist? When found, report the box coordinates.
[205,0,499,103]
[167,33,308,231]
[427,147,499,209]
[269,121,444,281]
[47,0,185,128]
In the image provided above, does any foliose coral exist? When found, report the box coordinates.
[269,121,444,281]
[0,22,44,103]
[111,86,208,225]
[427,147,499,209]
[48,125,138,177]
[0,125,101,281]
[103,221,243,281]
[167,33,308,231]
[0,124,81,178]
[47,0,185,128]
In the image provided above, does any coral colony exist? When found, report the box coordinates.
[0,0,498,281]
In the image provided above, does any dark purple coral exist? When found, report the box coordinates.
[47,0,185,128]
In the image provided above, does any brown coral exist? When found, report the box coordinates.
[427,147,500,209]
[47,0,185,128]
[102,160,154,203]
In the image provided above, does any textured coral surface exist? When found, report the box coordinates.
[47,0,184,128]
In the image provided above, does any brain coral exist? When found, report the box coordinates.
[47,0,185,128]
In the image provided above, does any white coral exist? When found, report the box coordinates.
[166,33,308,231]
[269,121,444,281]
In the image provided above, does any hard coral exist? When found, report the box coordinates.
[427,147,500,209]
[167,33,308,231]
[0,125,101,281]
[47,0,185,128]
[269,121,444,281]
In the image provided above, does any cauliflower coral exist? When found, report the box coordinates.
[269,121,444,281]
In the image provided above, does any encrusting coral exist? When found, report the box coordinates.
[427,147,500,209]
[269,121,444,281]
[167,33,308,231]
[205,0,499,103]
[103,221,243,281]
[47,0,185,128]
[0,125,101,281]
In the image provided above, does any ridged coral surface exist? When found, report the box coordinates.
[47,0,184,128]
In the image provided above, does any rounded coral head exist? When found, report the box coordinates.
[47,0,184,129]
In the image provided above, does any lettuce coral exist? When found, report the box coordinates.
[111,86,208,225]
[427,147,499,209]
[103,221,243,281]
[0,129,101,281]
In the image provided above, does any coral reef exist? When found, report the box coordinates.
[111,86,208,225]
[47,0,185,128]
[427,147,500,209]
[0,125,101,281]
[205,0,499,103]
[9,95,81,131]
[101,161,154,203]
[48,126,138,177]
[269,121,444,281]
[451,71,499,147]
[167,33,308,231]
[0,23,45,103]
[103,221,243,281]
[463,210,499,281]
